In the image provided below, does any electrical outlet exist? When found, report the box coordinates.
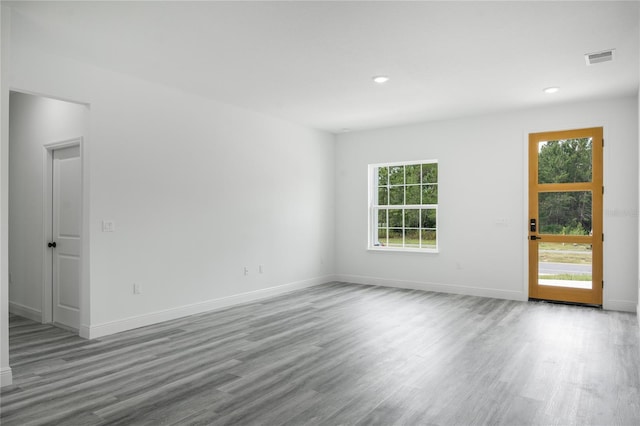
[243,267,249,276]
[259,265,264,274]
[133,283,141,295]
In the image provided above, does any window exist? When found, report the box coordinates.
[369,160,438,252]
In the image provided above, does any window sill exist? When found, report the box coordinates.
[367,247,439,254]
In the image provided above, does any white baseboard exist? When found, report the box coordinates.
[87,275,335,339]
[79,324,91,339]
[604,299,637,313]
[9,301,42,322]
[1,367,13,387]
[336,274,526,301]
[337,275,640,313]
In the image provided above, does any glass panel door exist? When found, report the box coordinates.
[528,128,603,305]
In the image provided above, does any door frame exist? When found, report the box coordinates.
[42,138,84,327]
[526,127,603,305]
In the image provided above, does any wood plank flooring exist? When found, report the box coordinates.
[2,282,639,425]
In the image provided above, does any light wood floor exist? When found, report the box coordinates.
[2,282,639,425]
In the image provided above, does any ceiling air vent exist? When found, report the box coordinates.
[584,49,615,65]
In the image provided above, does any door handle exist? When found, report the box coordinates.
[529,235,542,241]
[47,242,57,248]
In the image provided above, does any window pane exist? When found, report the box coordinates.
[369,160,438,251]
[389,186,404,205]
[377,166,389,186]
[422,163,438,183]
[422,184,438,204]
[406,185,420,204]
[388,229,403,247]
[421,209,436,228]
[376,228,387,246]
[377,209,387,227]
[405,209,419,228]
[538,138,592,184]
[539,191,591,235]
[406,164,421,184]
[389,209,403,227]
[421,230,437,248]
[378,187,388,205]
[389,166,404,185]
[405,229,419,247]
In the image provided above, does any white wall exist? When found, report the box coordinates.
[637,5,640,325]
[1,3,13,388]
[6,28,335,338]
[9,92,87,322]
[336,96,639,312]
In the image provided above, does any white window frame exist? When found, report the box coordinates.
[368,160,439,253]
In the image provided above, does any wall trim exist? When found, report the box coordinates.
[0,367,12,387]
[338,275,640,313]
[8,301,41,323]
[79,324,91,339]
[603,299,637,313]
[336,274,527,301]
[637,303,640,328]
[86,275,335,339]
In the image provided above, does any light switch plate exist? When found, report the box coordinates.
[102,220,115,232]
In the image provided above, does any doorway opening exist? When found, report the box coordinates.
[528,127,603,305]
[8,91,88,334]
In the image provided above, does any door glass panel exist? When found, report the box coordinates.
[538,191,592,235]
[538,138,592,184]
[538,242,592,289]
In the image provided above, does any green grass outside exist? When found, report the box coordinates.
[385,237,436,248]
[540,274,592,281]
[538,242,592,264]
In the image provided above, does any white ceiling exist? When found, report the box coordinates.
[8,1,640,133]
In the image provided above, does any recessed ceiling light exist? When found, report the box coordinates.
[543,87,560,94]
[372,75,389,84]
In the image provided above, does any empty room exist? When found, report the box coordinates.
[1,1,639,425]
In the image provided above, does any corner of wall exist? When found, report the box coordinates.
[0,2,13,388]
[637,6,640,327]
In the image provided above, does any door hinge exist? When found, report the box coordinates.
[602,139,604,147]
[602,233,604,242]
[602,186,604,194]
[602,280,604,289]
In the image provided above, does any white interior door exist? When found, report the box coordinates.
[51,145,82,330]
